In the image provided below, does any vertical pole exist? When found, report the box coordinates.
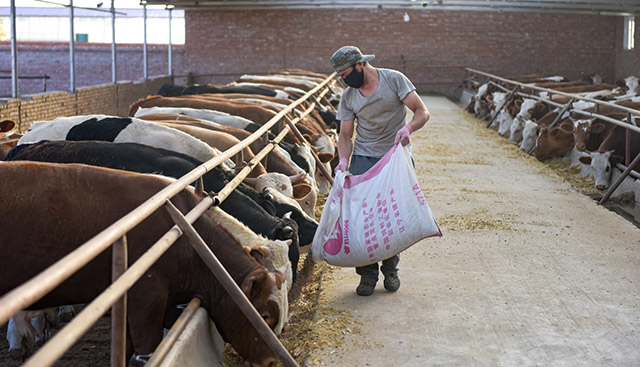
[10,0,18,98]
[626,112,632,166]
[111,0,117,84]
[69,0,76,93]
[167,6,173,77]
[110,236,128,367]
[142,1,148,80]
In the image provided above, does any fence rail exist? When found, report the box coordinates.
[0,72,338,367]
[464,68,640,205]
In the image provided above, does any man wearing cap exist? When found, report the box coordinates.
[330,45,430,296]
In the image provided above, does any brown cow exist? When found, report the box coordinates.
[533,120,575,160]
[579,116,640,189]
[0,162,287,367]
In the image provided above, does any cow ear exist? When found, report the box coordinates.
[240,268,268,297]
[534,102,545,114]
[0,120,16,132]
[318,152,334,164]
[611,154,624,166]
[591,122,606,134]
[292,183,312,200]
[303,134,312,144]
[514,99,523,108]
[578,155,592,165]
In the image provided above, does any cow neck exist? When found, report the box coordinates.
[191,214,261,307]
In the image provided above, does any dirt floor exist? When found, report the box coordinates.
[2,95,639,366]
[303,95,640,367]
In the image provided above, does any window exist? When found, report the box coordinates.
[624,16,635,50]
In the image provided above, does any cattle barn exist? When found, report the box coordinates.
[1,1,640,367]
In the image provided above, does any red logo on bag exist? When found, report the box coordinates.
[323,221,343,255]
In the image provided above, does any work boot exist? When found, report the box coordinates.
[384,273,400,292]
[356,279,376,296]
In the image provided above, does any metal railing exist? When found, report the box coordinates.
[0,74,51,97]
[464,68,640,205]
[0,72,338,367]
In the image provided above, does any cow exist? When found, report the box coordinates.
[135,106,255,129]
[509,99,547,142]
[17,115,223,165]
[473,83,495,119]
[0,161,288,367]
[5,141,302,281]
[573,112,627,152]
[128,96,277,126]
[579,116,640,190]
[143,121,268,178]
[6,306,75,359]
[182,83,287,99]
[533,120,575,160]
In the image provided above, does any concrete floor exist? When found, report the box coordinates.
[307,96,640,367]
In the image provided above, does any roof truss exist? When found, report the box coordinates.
[146,0,639,16]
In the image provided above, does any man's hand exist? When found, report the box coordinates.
[335,157,349,172]
[394,124,413,146]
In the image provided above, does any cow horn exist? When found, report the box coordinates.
[282,225,294,239]
[289,172,306,183]
[283,211,292,220]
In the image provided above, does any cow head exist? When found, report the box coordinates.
[497,110,514,136]
[226,260,285,367]
[578,150,623,190]
[520,120,540,154]
[572,118,601,152]
[533,121,575,161]
[509,116,526,142]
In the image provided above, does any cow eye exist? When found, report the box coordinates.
[606,166,610,172]
[261,313,271,322]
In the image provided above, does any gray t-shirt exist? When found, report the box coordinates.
[336,68,415,158]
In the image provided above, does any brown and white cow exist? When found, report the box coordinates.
[533,119,575,160]
[0,162,287,367]
[579,116,640,190]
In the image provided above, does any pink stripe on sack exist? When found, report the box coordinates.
[344,143,399,189]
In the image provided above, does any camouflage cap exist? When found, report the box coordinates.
[330,46,375,72]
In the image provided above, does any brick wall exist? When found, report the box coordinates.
[185,9,632,97]
[0,76,170,133]
[0,42,186,97]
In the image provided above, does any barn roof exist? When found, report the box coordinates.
[145,0,639,16]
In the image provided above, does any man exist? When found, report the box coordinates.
[330,45,430,296]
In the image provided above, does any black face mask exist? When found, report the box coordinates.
[343,64,364,88]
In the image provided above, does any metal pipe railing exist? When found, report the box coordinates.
[469,68,640,135]
[0,73,336,367]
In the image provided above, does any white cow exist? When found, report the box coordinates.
[134,106,254,130]
[18,115,218,163]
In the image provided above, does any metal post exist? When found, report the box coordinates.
[69,0,76,93]
[10,0,18,99]
[111,236,128,367]
[142,1,148,80]
[549,97,575,129]
[111,0,117,84]
[167,6,173,76]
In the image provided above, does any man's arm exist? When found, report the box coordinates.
[402,91,430,132]
[337,118,355,170]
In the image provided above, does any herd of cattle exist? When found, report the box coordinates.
[0,69,344,367]
[465,74,640,190]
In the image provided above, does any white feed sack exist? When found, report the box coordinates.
[312,144,442,267]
